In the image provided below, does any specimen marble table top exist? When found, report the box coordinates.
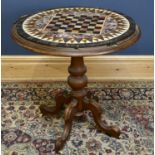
[12,7,140,56]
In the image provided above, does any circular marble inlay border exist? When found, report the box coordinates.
[15,7,137,48]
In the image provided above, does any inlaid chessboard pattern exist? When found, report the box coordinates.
[45,13,105,35]
[16,7,136,48]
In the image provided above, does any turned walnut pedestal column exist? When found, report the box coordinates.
[11,7,141,153]
[40,56,121,152]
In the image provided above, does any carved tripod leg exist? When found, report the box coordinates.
[54,100,77,153]
[40,90,72,116]
[85,101,121,138]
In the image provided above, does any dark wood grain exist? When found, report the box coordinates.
[68,57,87,114]
[85,101,121,138]
[54,100,77,153]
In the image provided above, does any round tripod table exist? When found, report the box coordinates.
[11,7,141,153]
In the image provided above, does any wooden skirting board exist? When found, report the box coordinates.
[2,56,154,82]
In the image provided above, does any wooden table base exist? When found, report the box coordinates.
[40,57,121,153]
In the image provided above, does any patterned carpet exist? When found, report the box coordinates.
[1,81,154,155]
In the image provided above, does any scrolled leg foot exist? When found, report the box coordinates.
[40,90,72,116]
[39,104,61,116]
[54,100,77,153]
[54,137,65,153]
[85,101,121,139]
[104,126,121,139]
